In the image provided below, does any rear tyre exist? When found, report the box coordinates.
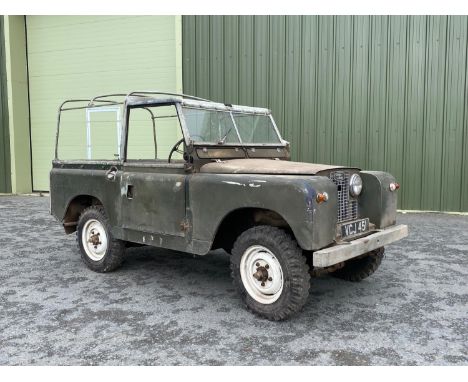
[230,226,310,321]
[331,247,384,282]
[77,205,125,273]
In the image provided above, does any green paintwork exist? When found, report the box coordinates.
[3,16,32,194]
[182,15,468,212]
[50,97,402,257]
[0,16,12,193]
[26,16,183,191]
[187,172,338,252]
[359,172,398,229]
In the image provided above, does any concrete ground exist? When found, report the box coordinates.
[0,195,467,365]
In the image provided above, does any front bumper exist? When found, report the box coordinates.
[312,224,408,267]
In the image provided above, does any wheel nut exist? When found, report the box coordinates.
[261,282,265,287]
[268,277,272,281]
[265,264,269,269]
[255,262,260,267]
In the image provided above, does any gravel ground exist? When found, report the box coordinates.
[0,195,467,365]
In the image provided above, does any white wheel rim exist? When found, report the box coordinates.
[82,219,108,261]
[240,245,284,304]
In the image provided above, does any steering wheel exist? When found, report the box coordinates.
[168,138,185,163]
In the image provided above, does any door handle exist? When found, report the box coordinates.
[105,166,118,181]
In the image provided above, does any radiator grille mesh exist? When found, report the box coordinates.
[328,171,358,223]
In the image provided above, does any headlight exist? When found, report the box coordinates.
[349,173,362,197]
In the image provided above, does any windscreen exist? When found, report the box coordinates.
[181,107,282,145]
[232,113,281,144]
[182,108,240,144]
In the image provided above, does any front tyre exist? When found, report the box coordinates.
[230,226,310,321]
[77,206,125,273]
[331,247,384,282]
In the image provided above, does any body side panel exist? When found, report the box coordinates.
[50,163,123,238]
[359,171,397,228]
[120,164,187,236]
[188,173,338,252]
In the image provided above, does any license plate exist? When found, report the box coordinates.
[339,218,369,239]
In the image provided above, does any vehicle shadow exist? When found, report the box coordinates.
[117,245,364,322]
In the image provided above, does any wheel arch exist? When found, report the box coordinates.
[210,207,295,253]
[62,194,104,234]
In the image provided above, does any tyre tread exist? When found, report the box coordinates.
[76,205,125,273]
[230,226,310,321]
[331,247,384,282]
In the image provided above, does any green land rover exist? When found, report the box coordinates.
[50,91,408,320]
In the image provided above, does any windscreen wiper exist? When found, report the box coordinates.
[218,126,233,144]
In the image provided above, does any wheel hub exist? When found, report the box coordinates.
[82,219,108,261]
[88,232,101,247]
[240,245,284,304]
[253,266,269,282]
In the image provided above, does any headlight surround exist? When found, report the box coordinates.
[349,173,363,197]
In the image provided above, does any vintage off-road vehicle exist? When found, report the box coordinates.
[50,91,408,320]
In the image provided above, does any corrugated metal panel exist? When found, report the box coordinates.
[315,16,334,165]
[367,16,389,173]
[0,16,12,193]
[269,16,286,138]
[349,16,370,170]
[182,16,196,99]
[402,16,426,210]
[182,15,468,212]
[253,16,269,108]
[223,16,239,103]
[385,16,407,207]
[210,16,224,102]
[333,16,352,167]
[300,16,318,164]
[239,16,254,106]
[26,16,182,191]
[284,16,302,161]
[421,16,447,211]
[440,16,467,212]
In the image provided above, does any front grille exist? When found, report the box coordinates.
[328,171,358,223]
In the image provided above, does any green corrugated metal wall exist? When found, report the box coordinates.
[0,16,11,193]
[182,16,468,212]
